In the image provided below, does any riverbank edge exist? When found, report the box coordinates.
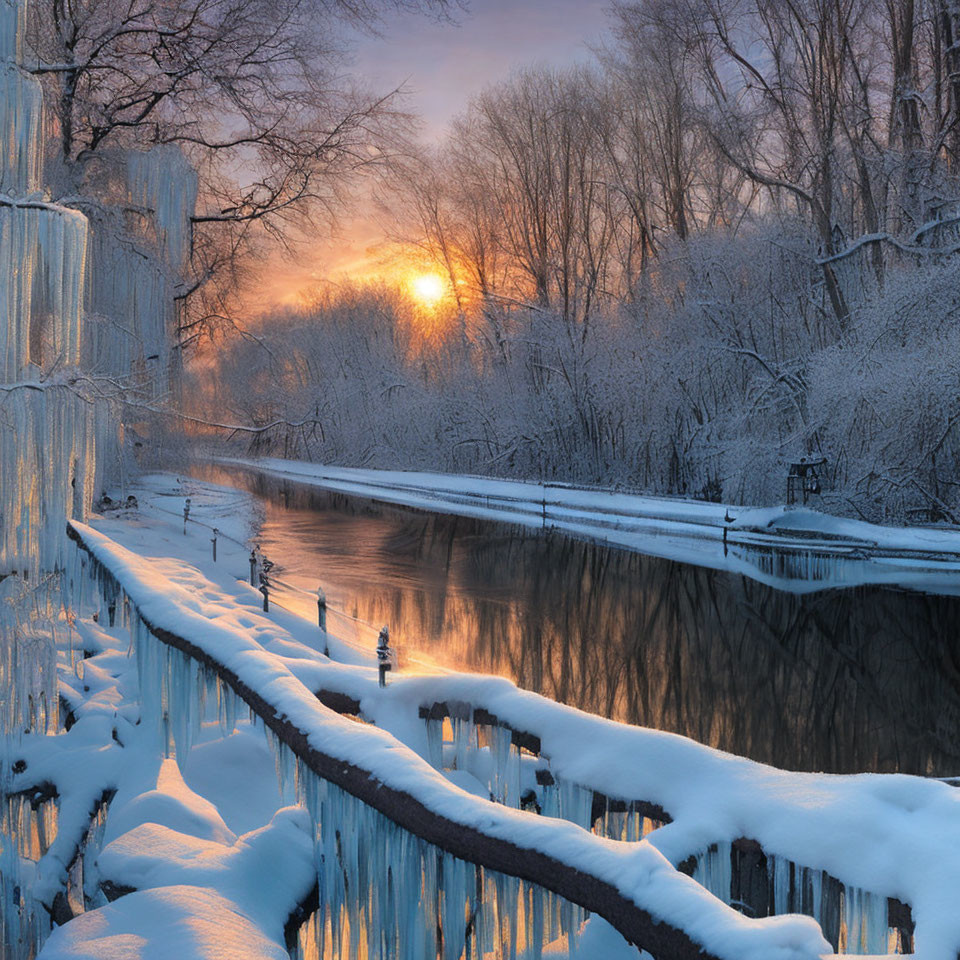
[211,457,960,593]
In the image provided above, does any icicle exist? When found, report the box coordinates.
[0,835,25,957]
[452,715,473,772]
[81,798,109,908]
[440,853,468,960]
[426,717,444,770]
[0,385,96,577]
[126,146,197,270]
[83,217,174,393]
[771,854,791,913]
[842,884,857,953]
[557,780,593,830]
[539,778,559,819]
[0,203,88,381]
[0,0,25,63]
[0,66,41,195]
[274,739,298,807]
[810,868,823,928]
[289,743,590,960]
[490,726,513,804]
[841,884,889,955]
[864,889,890,955]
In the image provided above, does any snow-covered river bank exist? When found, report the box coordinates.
[190,461,960,778]
[5,472,957,960]
[213,457,960,595]
[24,473,958,960]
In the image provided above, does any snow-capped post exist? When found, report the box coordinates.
[249,549,258,586]
[377,625,392,687]
[317,587,327,631]
[182,498,191,535]
[211,528,218,562]
[259,571,270,612]
[723,508,735,557]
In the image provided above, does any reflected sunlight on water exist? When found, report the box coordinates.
[191,464,960,776]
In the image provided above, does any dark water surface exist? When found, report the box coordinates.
[191,463,960,777]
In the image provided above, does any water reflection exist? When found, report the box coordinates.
[191,464,960,777]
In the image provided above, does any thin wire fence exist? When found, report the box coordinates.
[143,497,434,667]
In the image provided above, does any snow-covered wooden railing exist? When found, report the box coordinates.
[308,688,915,954]
[65,520,834,960]
[293,652,958,956]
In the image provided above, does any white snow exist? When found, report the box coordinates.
[96,807,314,937]
[102,757,236,848]
[216,457,960,595]
[7,470,957,959]
[52,504,854,959]
[38,886,292,960]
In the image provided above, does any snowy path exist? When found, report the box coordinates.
[214,457,960,595]
[26,473,959,959]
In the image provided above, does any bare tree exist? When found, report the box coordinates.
[652,0,878,327]
[194,0,960,523]
[28,0,449,348]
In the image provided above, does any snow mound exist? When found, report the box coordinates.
[37,886,289,960]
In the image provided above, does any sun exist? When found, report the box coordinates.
[411,273,445,306]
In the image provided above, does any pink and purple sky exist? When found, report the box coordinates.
[353,0,609,138]
[267,0,610,302]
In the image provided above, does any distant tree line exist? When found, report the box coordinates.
[203,0,960,521]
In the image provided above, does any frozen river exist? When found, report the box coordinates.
[193,462,960,778]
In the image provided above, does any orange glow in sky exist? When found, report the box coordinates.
[410,273,445,306]
[246,0,608,310]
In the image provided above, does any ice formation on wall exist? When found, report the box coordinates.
[1,7,100,952]
[423,709,902,955]
[0,0,97,579]
[689,842,900,955]
[127,612,588,960]
[83,144,196,396]
[0,66,41,196]
[0,205,87,380]
[0,384,97,574]
[84,218,175,388]
[0,0,39,197]
[127,145,197,271]
[1,0,196,580]
[1,7,197,946]
[0,593,59,737]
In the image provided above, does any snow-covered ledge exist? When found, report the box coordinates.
[66,520,831,960]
